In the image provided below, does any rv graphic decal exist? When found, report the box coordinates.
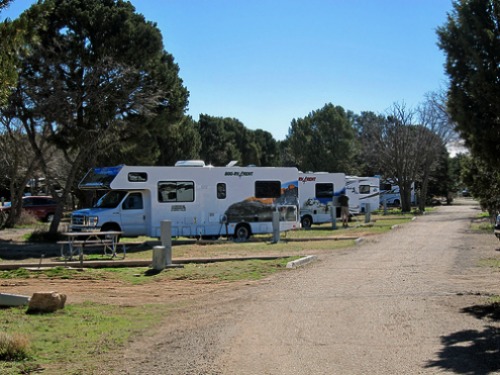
[224,181,298,224]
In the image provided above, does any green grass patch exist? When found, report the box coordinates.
[0,302,167,374]
[100,257,299,284]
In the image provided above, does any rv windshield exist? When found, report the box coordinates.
[94,191,127,209]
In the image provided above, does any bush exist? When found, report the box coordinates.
[0,332,31,361]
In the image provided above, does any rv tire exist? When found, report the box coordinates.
[234,224,251,242]
[301,215,313,229]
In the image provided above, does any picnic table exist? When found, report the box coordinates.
[58,231,123,261]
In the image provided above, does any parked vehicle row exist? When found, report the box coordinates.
[68,162,384,239]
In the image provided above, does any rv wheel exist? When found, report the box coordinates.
[234,224,251,242]
[301,215,313,229]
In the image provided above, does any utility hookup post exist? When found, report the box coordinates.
[364,204,371,223]
[272,211,280,243]
[330,206,337,229]
[160,220,172,266]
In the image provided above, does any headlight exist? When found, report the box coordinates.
[88,216,99,226]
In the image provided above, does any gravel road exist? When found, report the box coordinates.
[113,201,500,375]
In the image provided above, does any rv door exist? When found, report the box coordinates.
[120,192,147,236]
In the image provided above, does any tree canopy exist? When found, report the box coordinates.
[437,0,500,167]
[286,103,358,173]
[3,0,189,230]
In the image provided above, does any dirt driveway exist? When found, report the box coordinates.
[107,200,500,374]
[2,200,500,374]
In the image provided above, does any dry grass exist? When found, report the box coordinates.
[0,332,31,361]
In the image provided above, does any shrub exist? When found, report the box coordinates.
[0,332,31,361]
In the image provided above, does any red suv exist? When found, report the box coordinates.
[0,196,58,222]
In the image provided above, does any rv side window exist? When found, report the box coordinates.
[158,181,195,202]
[359,185,370,194]
[122,192,143,210]
[217,183,226,199]
[380,183,392,191]
[255,181,281,198]
[315,183,333,199]
[128,172,147,182]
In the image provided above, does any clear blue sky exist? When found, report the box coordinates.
[2,0,454,141]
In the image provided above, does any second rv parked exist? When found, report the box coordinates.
[298,172,346,228]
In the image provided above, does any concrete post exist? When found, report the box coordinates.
[152,246,166,271]
[330,206,337,230]
[160,220,172,266]
[272,211,280,243]
[364,204,371,223]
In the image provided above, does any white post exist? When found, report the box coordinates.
[152,246,166,271]
[364,204,371,223]
[160,220,172,266]
[330,206,337,229]
[272,211,280,243]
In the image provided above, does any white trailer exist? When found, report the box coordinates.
[348,176,380,213]
[298,172,346,228]
[70,162,300,240]
[345,176,361,215]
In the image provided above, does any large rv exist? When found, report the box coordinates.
[70,162,300,240]
[298,172,346,228]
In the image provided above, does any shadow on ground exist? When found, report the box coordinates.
[425,303,500,374]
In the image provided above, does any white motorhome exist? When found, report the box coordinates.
[298,172,346,228]
[347,176,380,213]
[70,162,300,240]
[379,181,416,207]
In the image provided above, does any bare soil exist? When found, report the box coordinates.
[2,199,500,374]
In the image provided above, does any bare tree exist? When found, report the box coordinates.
[0,114,40,227]
[374,103,421,212]
[415,92,456,211]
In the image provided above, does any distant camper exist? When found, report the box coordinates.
[298,172,345,228]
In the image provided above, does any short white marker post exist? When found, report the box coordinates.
[330,206,337,229]
[160,220,172,266]
[272,211,280,243]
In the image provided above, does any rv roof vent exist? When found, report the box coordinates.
[175,160,206,167]
[226,160,238,167]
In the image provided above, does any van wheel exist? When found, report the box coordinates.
[234,224,251,242]
[393,199,400,206]
[301,216,313,229]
